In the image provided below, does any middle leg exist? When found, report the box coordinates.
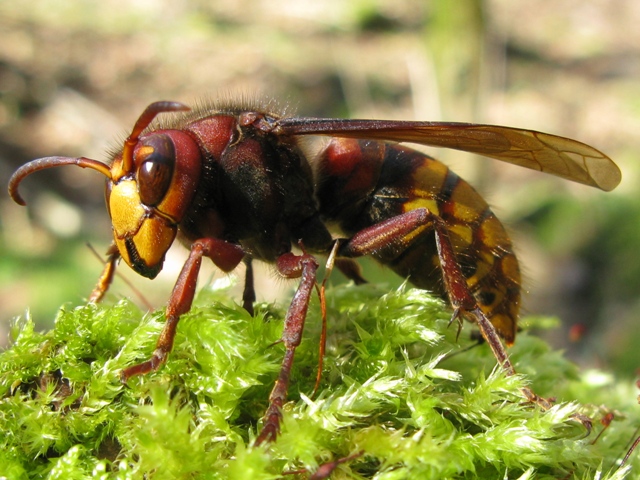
[255,252,319,445]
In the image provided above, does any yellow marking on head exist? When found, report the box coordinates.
[109,180,145,238]
[131,216,177,267]
[136,145,155,158]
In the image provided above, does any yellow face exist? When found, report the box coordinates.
[107,178,177,279]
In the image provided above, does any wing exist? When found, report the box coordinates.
[276,118,621,191]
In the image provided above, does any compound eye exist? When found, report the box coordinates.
[136,134,175,206]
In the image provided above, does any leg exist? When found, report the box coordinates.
[121,237,245,381]
[338,209,543,404]
[310,240,341,398]
[255,252,319,445]
[242,257,255,315]
[88,243,120,303]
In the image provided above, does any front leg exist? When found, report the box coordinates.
[88,243,120,303]
[121,237,245,381]
[255,252,319,445]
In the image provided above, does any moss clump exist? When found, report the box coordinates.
[1,283,638,479]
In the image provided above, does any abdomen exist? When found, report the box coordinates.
[316,137,521,343]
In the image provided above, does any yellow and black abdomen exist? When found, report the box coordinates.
[316,137,521,343]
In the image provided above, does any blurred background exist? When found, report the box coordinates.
[1,0,639,377]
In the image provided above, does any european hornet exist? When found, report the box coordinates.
[8,100,621,444]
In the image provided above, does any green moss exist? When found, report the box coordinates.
[1,283,638,479]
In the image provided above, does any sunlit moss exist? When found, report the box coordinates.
[0,283,638,478]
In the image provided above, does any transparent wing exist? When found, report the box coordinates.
[277,118,620,191]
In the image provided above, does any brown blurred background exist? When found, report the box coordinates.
[1,0,639,376]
